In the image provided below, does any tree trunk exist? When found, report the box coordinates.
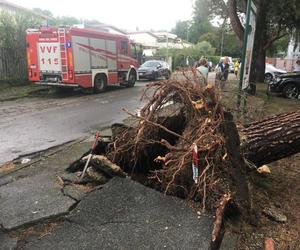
[241,110,300,167]
[227,0,244,41]
[250,0,268,84]
[252,46,266,83]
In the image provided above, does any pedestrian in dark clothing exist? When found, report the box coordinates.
[215,57,230,89]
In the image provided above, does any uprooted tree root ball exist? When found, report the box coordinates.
[106,77,249,223]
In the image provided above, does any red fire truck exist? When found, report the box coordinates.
[26,26,138,92]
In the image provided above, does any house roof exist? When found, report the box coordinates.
[153,32,178,40]
[0,0,53,20]
[85,23,127,35]
[127,31,159,39]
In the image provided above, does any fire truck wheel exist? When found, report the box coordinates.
[94,74,107,93]
[127,71,136,87]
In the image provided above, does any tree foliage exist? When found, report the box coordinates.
[171,0,242,58]
[267,35,290,57]
[199,31,242,58]
[0,11,41,49]
[189,0,215,43]
[208,0,300,81]
[0,11,42,82]
[155,41,216,67]
[171,20,190,41]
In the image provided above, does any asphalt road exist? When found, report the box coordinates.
[0,82,147,165]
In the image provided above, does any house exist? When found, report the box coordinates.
[127,31,159,56]
[0,0,52,23]
[84,23,127,36]
[153,32,192,49]
[0,0,29,13]
[128,31,192,56]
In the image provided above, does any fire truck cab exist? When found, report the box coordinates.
[26,26,139,92]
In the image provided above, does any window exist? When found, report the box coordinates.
[120,40,128,55]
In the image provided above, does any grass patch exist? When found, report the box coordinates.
[0,82,50,102]
[254,83,299,115]
[222,80,299,122]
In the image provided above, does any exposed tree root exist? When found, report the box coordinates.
[106,76,249,217]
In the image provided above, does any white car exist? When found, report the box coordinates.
[265,63,287,82]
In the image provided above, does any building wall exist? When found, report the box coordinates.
[266,57,297,72]
[128,33,158,48]
[286,39,300,60]
[157,41,192,49]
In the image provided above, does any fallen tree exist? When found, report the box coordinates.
[241,110,300,166]
[67,76,299,246]
[107,78,250,217]
[104,76,300,210]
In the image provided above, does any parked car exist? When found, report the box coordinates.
[268,72,300,99]
[265,63,287,83]
[138,60,171,80]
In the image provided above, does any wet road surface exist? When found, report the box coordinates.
[0,82,147,164]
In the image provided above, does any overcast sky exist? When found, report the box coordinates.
[10,0,195,31]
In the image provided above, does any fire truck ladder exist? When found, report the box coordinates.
[58,28,68,81]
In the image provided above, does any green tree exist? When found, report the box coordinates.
[267,35,290,57]
[171,20,190,40]
[32,8,54,18]
[171,0,220,44]
[32,8,81,26]
[221,33,242,58]
[191,41,216,57]
[209,0,300,82]
[155,41,216,67]
[0,11,41,82]
[199,32,219,49]
[0,11,41,48]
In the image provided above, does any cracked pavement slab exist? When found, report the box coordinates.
[23,177,213,250]
[0,232,18,250]
[0,140,92,231]
[0,171,75,230]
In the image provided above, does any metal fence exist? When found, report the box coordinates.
[0,47,27,83]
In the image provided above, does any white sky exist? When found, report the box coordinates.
[10,0,195,31]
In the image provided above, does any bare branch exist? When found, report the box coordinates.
[227,0,245,41]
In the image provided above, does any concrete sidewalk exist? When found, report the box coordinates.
[0,130,215,250]
[23,178,213,250]
[0,138,92,231]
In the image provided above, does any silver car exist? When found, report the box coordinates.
[265,63,287,83]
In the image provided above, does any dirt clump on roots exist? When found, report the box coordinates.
[106,76,250,221]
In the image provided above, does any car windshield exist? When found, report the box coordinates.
[142,61,160,68]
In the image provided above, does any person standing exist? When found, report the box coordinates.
[293,59,300,72]
[215,57,230,89]
[234,58,241,79]
[196,58,209,84]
